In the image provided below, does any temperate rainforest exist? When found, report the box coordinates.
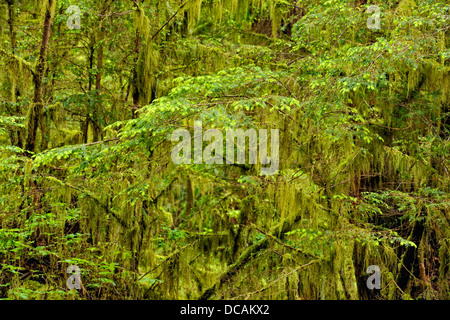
[0,0,448,301]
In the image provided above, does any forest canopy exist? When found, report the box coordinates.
[0,0,449,300]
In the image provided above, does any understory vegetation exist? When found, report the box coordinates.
[0,0,449,300]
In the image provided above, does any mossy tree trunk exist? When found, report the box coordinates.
[25,0,54,154]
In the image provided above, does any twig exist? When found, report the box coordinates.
[138,239,199,281]
[41,174,128,228]
[244,260,319,299]
[151,1,188,40]
[250,223,320,259]
[81,137,120,147]
[328,148,362,185]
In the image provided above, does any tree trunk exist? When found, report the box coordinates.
[6,0,23,148]
[6,0,16,54]
[130,0,142,119]
[25,0,54,154]
[92,1,108,142]
[6,0,24,149]
[131,33,141,119]
[199,215,315,300]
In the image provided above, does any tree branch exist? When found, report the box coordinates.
[41,174,128,228]
[151,1,188,40]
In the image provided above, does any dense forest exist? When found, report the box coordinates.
[0,0,448,300]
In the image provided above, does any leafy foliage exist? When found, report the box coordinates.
[0,0,449,300]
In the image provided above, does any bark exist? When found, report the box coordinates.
[131,32,141,119]
[92,45,103,142]
[199,237,269,300]
[93,0,108,142]
[6,0,23,148]
[199,216,315,300]
[82,44,95,143]
[418,232,430,289]
[396,220,424,292]
[25,0,54,154]
[129,0,141,119]
[185,179,194,217]
[6,0,16,54]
